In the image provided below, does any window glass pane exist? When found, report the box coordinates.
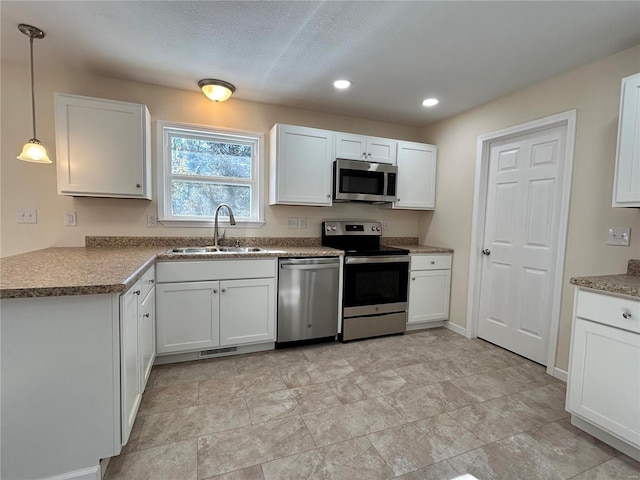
[171,180,251,217]
[170,136,252,179]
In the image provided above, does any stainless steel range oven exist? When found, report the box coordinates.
[322,220,410,341]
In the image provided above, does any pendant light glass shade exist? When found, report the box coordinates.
[198,79,235,102]
[18,139,51,163]
[17,24,51,164]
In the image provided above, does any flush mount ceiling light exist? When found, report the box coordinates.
[198,79,236,102]
[333,79,351,89]
[422,98,439,107]
[17,23,51,164]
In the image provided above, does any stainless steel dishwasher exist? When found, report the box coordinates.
[277,257,340,343]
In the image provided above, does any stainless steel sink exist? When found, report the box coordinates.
[167,246,266,254]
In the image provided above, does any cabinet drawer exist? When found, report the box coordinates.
[411,254,452,271]
[138,265,155,300]
[156,259,277,283]
[576,289,640,333]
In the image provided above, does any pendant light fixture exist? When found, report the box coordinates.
[198,79,235,102]
[17,23,51,164]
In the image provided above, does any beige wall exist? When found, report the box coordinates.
[1,62,422,257]
[420,45,640,372]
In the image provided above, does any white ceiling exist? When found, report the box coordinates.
[2,1,639,127]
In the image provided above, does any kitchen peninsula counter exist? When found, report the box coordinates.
[0,244,343,299]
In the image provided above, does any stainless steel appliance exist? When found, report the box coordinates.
[277,257,340,344]
[333,159,398,204]
[322,220,410,341]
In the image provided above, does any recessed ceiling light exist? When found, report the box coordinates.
[422,98,439,107]
[334,79,351,89]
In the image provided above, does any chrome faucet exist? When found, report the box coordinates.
[213,203,236,248]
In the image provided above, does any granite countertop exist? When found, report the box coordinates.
[1,236,453,299]
[570,259,640,299]
[391,245,454,254]
[0,245,343,299]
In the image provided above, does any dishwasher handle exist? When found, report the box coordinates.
[280,262,339,271]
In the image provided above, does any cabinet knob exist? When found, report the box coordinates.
[149,279,154,284]
[397,198,401,202]
[430,261,435,265]
[221,289,227,293]
[213,289,218,294]
[143,313,150,318]
[134,290,141,295]
[411,277,416,281]
[622,311,632,319]
[136,183,141,188]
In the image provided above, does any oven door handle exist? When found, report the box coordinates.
[345,256,410,265]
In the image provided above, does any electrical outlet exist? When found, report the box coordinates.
[287,217,298,229]
[607,227,631,246]
[64,211,77,227]
[298,217,307,229]
[147,213,158,227]
[382,220,390,230]
[17,208,37,224]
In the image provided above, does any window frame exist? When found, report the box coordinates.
[157,121,265,228]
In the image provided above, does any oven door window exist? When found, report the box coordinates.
[339,169,385,196]
[344,262,408,307]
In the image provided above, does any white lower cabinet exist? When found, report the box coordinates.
[220,278,276,345]
[407,254,451,325]
[567,288,640,460]
[156,281,220,354]
[156,259,277,354]
[120,266,155,445]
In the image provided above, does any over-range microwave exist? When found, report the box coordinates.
[333,159,397,204]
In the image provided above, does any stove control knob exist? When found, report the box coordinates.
[332,226,337,231]
[371,226,376,231]
[376,226,381,231]
[325,226,331,231]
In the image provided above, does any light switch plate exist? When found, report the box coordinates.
[298,217,307,229]
[17,208,37,224]
[607,227,631,246]
[287,217,298,229]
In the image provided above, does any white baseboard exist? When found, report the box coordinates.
[154,342,275,365]
[553,367,568,382]
[444,321,467,337]
[45,466,101,480]
[406,320,445,332]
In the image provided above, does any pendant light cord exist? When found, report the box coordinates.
[29,35,37,140]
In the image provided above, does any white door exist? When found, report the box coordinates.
[477,124,567,364]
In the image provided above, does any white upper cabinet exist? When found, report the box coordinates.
[335,133,397,164]
[55,93,151,199]
[391,141,437,210]
[269,124,334,206]
[612,73,640,207]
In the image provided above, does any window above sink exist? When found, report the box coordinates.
[157,121,265,228]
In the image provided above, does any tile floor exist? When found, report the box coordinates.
[105,328,640,480]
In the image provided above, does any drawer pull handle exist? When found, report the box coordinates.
[143,313,150,318]
[430,261,435,264]
[134,290,141,295]
[622,312,632,319]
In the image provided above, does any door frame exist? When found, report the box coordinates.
[465,110,577,376]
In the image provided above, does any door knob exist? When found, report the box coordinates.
[481,249,491,256]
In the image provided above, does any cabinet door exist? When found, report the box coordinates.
[408,269,451,324]
[156,281,220,354]
[55,93,151,199]
[138,288,155,391]
[366,137,397,164]
[567,317,640,447]
[219,278,276,346]
[613,73,640,207]
[269,124,334,205]
[336,133,367,161]
[394,141,437,210]
[120,286,140,445]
